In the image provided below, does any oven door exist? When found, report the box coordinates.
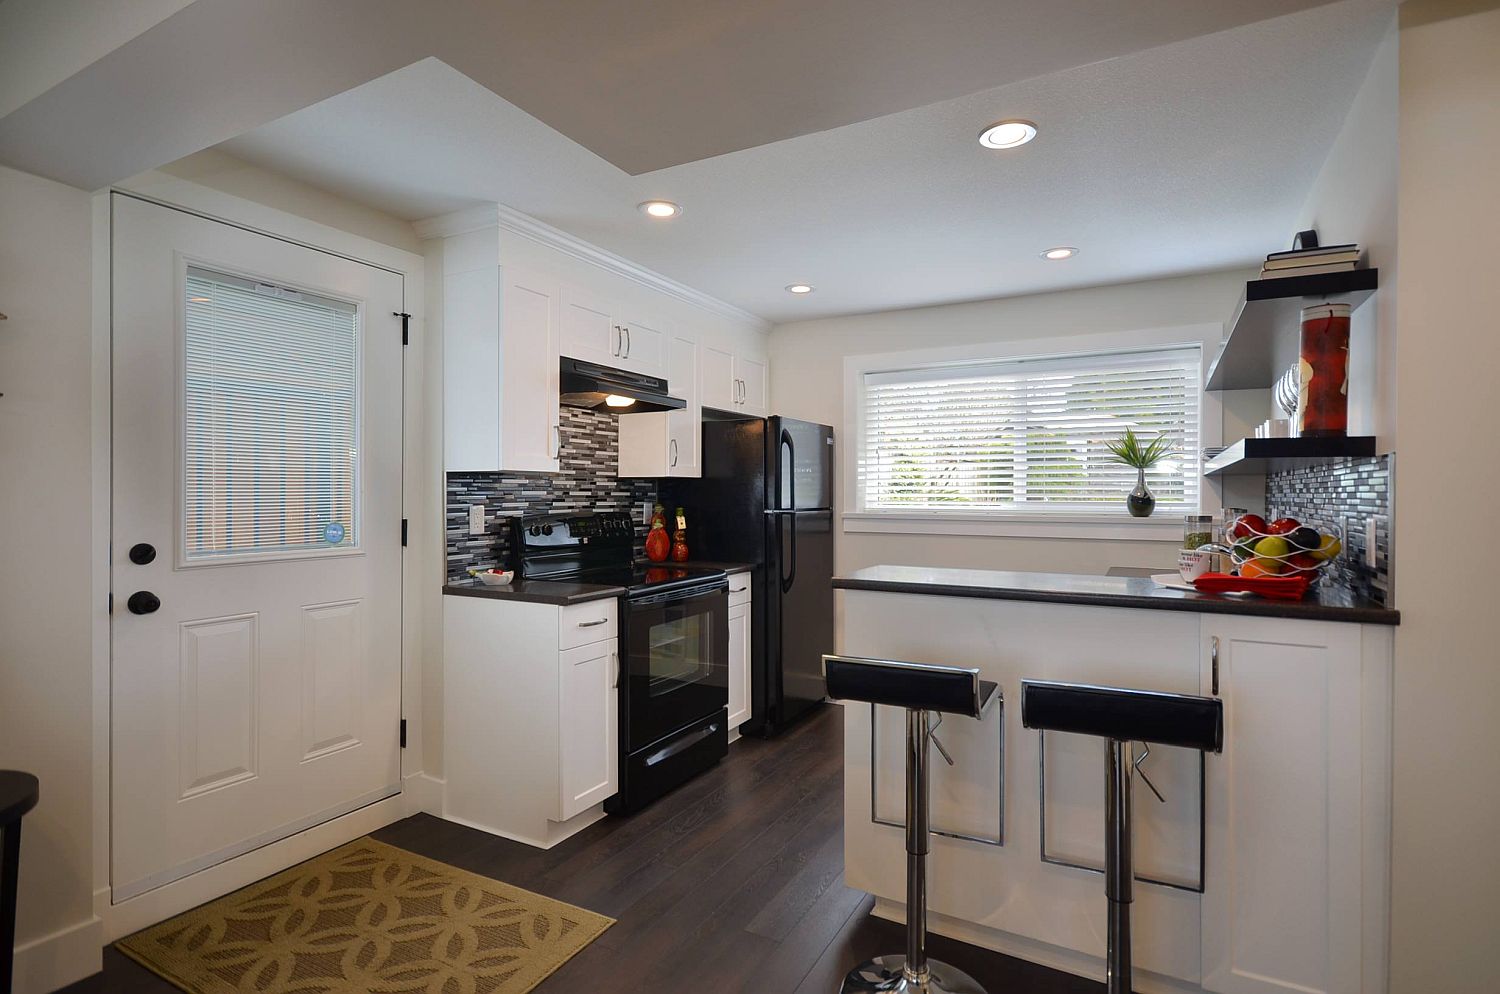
[623,583,729,752]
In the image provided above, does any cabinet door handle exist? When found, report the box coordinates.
[612,325,622,356]
[623,326,631,358]
[551,424,561,459]
[1210,635,1220,696]
[578,617,611,628]
[612,651,621,688]
[669,438,678,467]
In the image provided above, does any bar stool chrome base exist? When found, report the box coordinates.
[841,954,987,994]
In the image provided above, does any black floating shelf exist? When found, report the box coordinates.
[1204,436,1379,477]
[1205,268,1378,391]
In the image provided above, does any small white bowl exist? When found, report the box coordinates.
[474,569,514,586]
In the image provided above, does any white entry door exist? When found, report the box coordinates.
[110,195,404,901]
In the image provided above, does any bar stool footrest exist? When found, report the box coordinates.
[841,955,988,994]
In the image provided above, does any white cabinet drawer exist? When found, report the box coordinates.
[728,571,752,606]
[560,599,619,648]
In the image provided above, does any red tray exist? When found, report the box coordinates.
[1192,572,1311,601]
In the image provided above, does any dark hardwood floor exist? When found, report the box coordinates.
[65,705,1098,993]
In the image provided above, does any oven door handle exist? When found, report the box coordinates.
[629,583,728,607]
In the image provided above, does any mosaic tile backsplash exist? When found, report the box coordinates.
[446,406,657,581]
[1265,454,1391,605]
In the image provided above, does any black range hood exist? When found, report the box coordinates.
[559,357,686,414]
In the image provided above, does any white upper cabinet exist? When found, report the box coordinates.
[559,287,618,368]
[701,338,768,416]
[617,312,666,378]
[442,240,560,473]
[559,286,667,379]
[618,330,701,478]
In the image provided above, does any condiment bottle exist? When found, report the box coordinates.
[671,507,689,562]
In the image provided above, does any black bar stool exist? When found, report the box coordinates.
[0,771,39,994]
[1020,682,1222,994]
[824,654,1000,994]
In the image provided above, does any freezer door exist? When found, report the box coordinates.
[770,417,834,511]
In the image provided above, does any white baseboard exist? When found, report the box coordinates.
[402,771,445,816]
[12,913,103,994]
[870,897,1201,994]
[102,794,406,941]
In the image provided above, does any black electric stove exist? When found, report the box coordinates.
[511,512,730,813]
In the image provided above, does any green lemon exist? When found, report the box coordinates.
[1254,535,1292,559]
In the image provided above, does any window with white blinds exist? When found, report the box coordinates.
[857,346,1201,514]
[183,266,361,560]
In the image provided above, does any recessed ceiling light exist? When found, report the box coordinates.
[785,284,815,295]
[978,119,1038,150]
[1041,246,1078,261]
[638,200,682,219]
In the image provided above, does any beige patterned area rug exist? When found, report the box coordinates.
[116,837,613,994]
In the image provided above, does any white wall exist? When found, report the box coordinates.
[0,164,102,991]
[768,269,1248,578]
[1295,14,1399,448]
[1389,3,1500,991]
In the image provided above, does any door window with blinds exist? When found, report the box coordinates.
[182,265,362,561]
[857,346,1201,515]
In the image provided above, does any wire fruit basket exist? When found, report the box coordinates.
[1215,514,1343,581]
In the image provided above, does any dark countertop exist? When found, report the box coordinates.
[833,565,1400,625]
[443,578,624,606]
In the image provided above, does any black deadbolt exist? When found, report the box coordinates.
[126,591,161,615]
[128,543,156,565]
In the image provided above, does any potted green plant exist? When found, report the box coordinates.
[1104,428,1173,517]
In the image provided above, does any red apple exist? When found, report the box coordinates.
[1229,513,1268,540]
[1268,517,1302,536]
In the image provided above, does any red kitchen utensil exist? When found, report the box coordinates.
[1192,572,1311,601]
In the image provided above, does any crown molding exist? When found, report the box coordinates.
[413,203,770,330]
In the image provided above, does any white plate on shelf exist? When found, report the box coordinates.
[1151,573,1198,592]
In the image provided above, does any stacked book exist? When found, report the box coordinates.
[1258,243,1361,279]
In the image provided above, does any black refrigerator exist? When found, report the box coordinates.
[662,416,835,737]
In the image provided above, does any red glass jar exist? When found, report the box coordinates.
[1297,302,1351,437]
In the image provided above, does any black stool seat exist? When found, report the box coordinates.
[825,655,998,718]
[1,770,39,994]
[1021,681,1222,752]
[0,773,38,827]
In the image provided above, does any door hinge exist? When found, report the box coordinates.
[394,311,411,345]
[401,518,408,546]
[400,718,407,748]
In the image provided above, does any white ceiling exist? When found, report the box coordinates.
[216,0,1393,322]
[0,0,1343,188]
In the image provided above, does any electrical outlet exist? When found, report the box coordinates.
[1365,517,1379,569]
[641,500,652,526]
[468,504,486,536]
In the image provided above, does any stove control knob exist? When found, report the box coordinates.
[529,525,541,537]
[542,524,554,535]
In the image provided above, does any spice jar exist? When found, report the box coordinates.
[1297,302,1351,437]
[1184,515,1214,551]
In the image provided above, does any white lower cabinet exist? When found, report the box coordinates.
[444,594,619,848]
[1200,617,1389,994]
[726,573,753,732]
[558,640,620,821]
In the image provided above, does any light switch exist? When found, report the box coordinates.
[468,504,486,536]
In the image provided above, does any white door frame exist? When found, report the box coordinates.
[89,178,438,942]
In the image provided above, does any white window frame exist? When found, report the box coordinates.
[842,323,1224,541]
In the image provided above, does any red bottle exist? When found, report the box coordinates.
[645,503,670,562]
[671,507,689,562]
[1297,302,1350,437]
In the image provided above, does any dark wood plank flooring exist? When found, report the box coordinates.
[65,705,1098,993]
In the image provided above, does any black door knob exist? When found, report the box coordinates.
[128,543,156,565]
[127,591,161,615]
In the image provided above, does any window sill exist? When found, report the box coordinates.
[842,511,1186,541]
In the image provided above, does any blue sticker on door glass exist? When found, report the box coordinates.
[323,522,346,545]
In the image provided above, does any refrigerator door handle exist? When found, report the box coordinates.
[780,427,796,510]
[781,512,798,593]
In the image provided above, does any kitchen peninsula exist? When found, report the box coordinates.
[834,565,1397,994]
